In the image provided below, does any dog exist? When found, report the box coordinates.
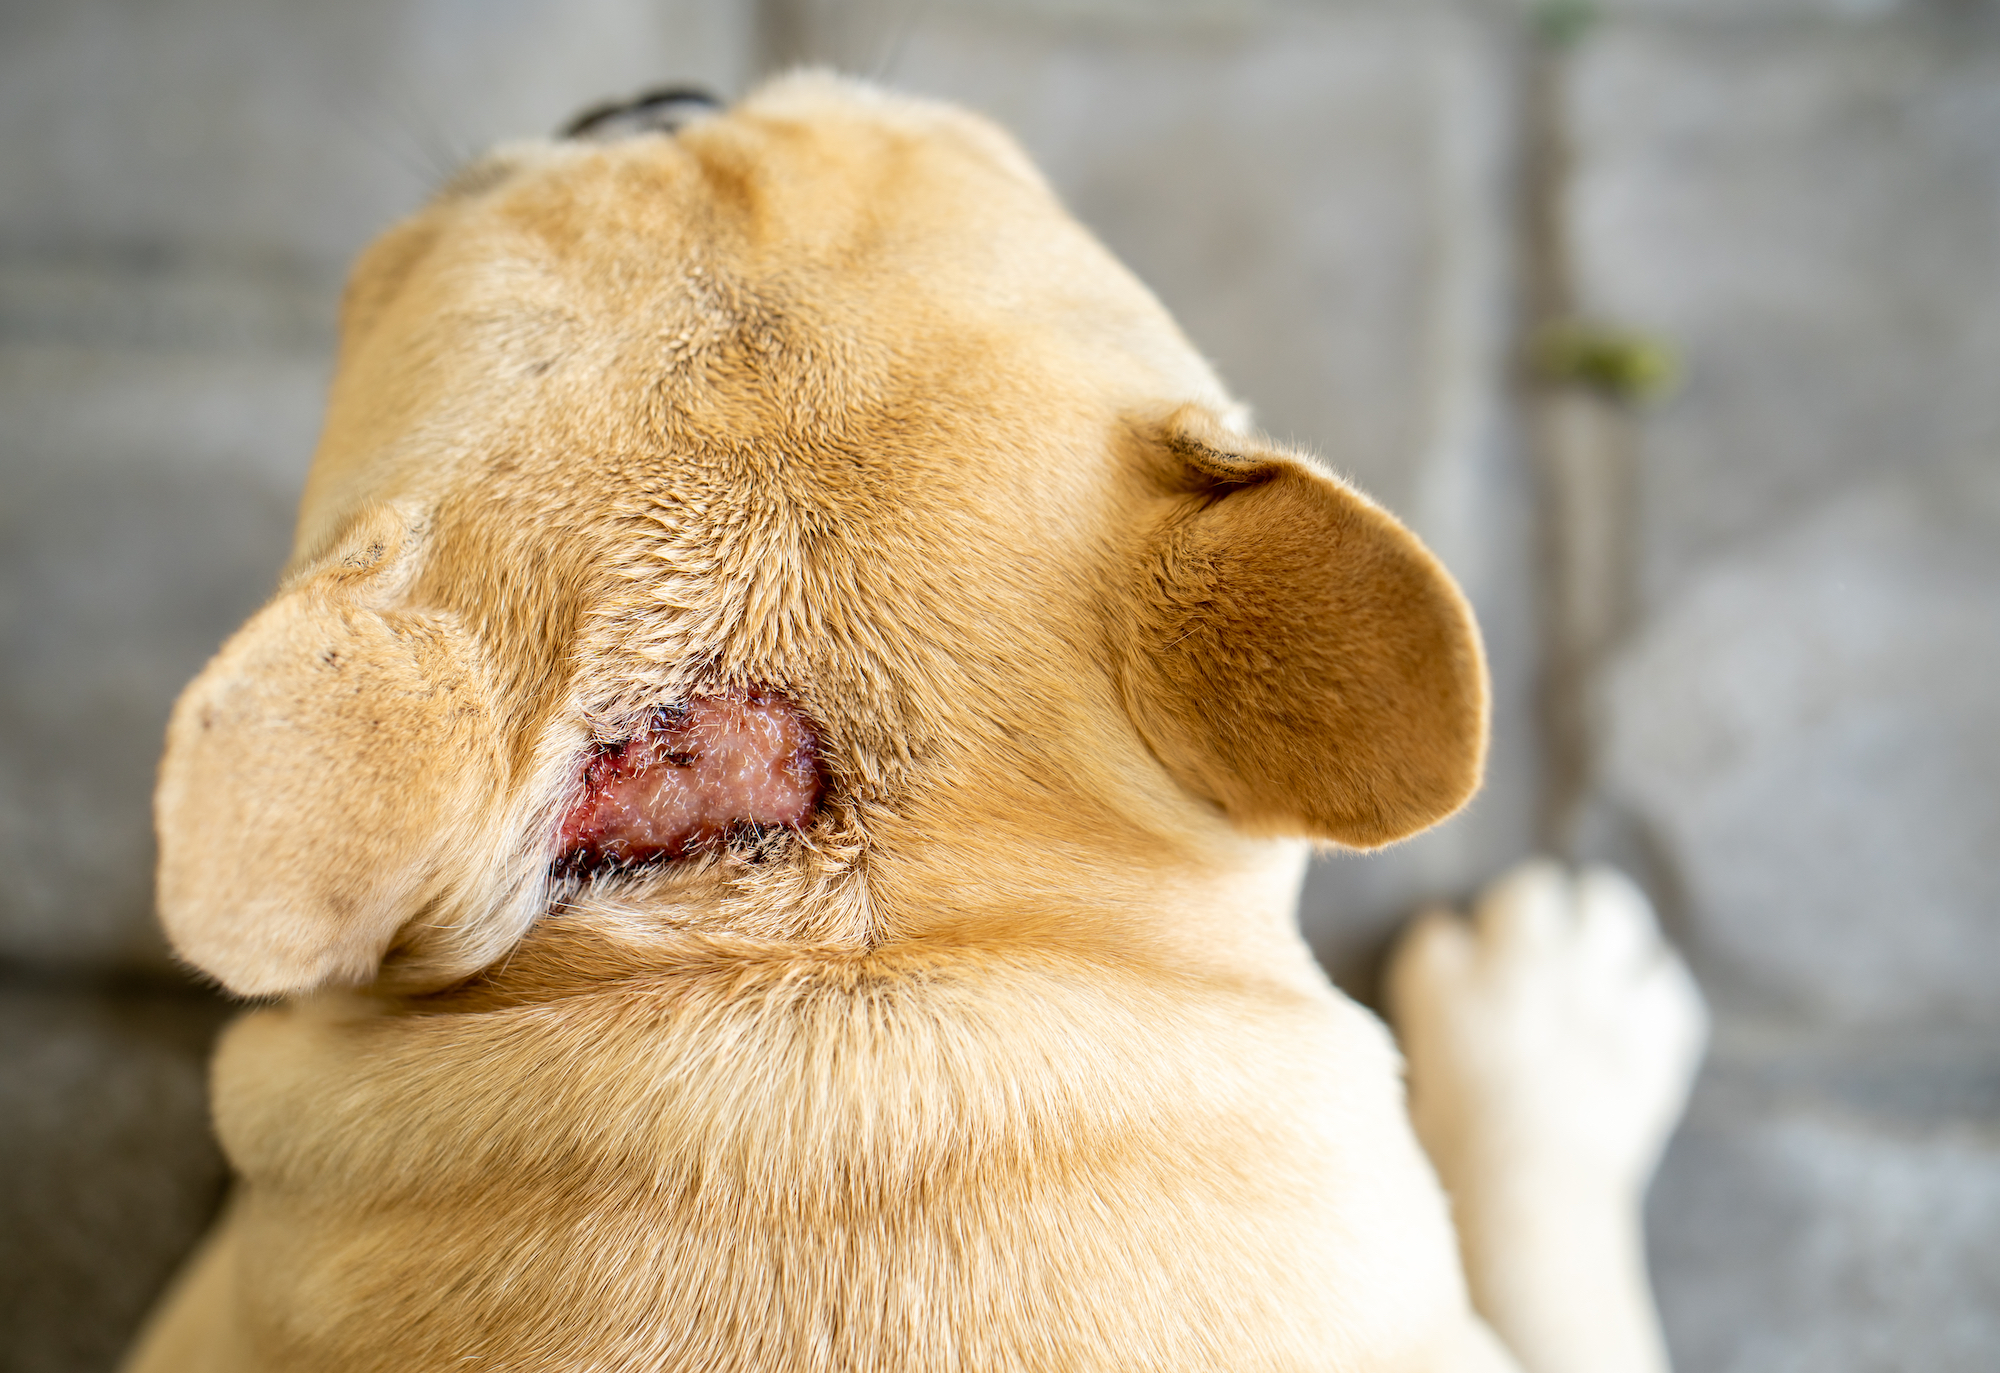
[126,75,1705,1372]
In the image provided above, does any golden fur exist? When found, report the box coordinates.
[131,74,1509,1371]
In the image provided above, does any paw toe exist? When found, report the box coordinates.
[1573,865,1660,977]
[1387,908,1477,1013]
[1473,859,1571,956]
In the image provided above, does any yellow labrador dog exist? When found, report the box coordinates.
[128,75,1704,1373]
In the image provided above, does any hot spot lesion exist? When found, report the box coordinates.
[555,688,826,877]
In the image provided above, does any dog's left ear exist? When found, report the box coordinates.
[155,508,520,997]
[1122,407,1489,848]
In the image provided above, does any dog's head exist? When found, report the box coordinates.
[157,75,1488,998]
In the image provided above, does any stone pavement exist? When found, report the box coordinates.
[1571,10,2000,1366]
[1,1,1994,1368]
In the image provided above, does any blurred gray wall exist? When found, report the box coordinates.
[2,1,1997,1369]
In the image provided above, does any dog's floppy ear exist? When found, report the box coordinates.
[1123,407,1488,848]
[156,508,507,996]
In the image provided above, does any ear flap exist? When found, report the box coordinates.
[155,510,508,996]
[1124,408,1489,848]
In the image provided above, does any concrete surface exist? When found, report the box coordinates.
[1,0,1994,1369]
[1574,10,2000,1366]
[1574,9,2000,1031]
[0,983,231,1373]
[1649,1020,2000,1373]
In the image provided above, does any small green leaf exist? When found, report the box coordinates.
[1533,322,1680,404]
[1533,0,1601,50]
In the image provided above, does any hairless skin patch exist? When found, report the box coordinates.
[556,691,824,876]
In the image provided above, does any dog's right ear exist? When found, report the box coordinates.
[1122,407,1489,849]
[156,509,508,997]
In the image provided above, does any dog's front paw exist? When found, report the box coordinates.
[1388,861,1708,1196]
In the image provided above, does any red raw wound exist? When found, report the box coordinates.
[557,691,824,874]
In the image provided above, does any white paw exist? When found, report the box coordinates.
[1387,861,1708,1193]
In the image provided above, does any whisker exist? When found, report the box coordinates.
[872,0,937,83]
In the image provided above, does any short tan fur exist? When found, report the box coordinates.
[134,74,1505,1373]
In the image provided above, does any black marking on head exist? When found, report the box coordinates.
[562,87,724,142]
